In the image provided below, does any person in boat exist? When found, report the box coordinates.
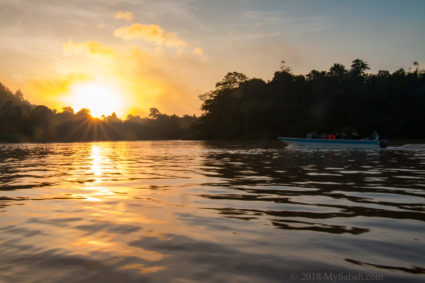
[364,131,380,140]
[372,130,379,140]
[351,132,360,139]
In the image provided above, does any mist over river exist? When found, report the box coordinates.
[0,141,424,282]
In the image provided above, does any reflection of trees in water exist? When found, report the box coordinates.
[345,258,425,274]
[199,142,425,234]
[0,141,424,277]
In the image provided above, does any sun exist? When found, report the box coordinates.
[69,81,125,118]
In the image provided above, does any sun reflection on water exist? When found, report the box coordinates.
[85,144,122,201]
[0,141,424,282]
[91,145,102,177]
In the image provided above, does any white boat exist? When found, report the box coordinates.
[278,137,387,149]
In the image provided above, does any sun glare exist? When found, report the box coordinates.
[69,81,125,118]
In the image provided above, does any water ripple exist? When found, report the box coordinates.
[0,141,424,282]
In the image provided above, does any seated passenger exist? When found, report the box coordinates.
[351,132,360,139]
[372,130,380,140]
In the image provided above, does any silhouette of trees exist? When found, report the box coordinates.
[328,63,348,79]
[1,58,424,142]
[0,82,196,142]
[215,72,248,91]
[149,107,161,119]
[195,59,425,139]
[350,59,370,76]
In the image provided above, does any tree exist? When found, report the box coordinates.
[307,70,326,81]
[280,60,291,72]
[76,108,91,118]
[215,72,248,91]
[14,90,24,100]
[328,63,347,78]
[350,59,370,76]
[413,61,419,73]
[195,59,425,139]
[105,112,120,122]
[149,107,161,119]
[62,107,74,114]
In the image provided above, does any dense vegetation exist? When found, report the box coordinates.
[1,59,424,142]
[0,83,196,142]
[193,59,425,139]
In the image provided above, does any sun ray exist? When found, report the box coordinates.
[63,118,90,141]
[81,121,94,141]
[97,121,110,141]
[103,121,124,140]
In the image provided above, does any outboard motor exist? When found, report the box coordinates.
[379,139,388,149]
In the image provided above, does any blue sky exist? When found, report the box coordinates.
[191,0,425,76]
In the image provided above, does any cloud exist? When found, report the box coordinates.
[193,47,203,56]
[63,40,115,56]
[28,73,90,95]
[16,23,205,117]
[114,23,187,47]
[115,11,134,21]
[23,73,92,109]
[106,46,203,116]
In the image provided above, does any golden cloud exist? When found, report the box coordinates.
[23,73,92,109]
[193,47,203,56]
[63,40,115,56]
[115,11,134,21]
[27,73,90,95]
[110,46,202,116]
[20,31,205,117]
[114,23,187,47]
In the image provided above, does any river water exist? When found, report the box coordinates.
[0,141,424,282]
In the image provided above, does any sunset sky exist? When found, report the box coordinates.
[1,0,424,117]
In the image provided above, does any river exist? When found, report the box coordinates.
[0,141,424,282]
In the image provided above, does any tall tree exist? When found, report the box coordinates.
[350,59,370,76]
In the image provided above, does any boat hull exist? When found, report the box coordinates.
[278,137,385,149]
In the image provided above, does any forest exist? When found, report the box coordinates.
[0,84,196,142]
[194,59,425,139]
[1,59,424,142]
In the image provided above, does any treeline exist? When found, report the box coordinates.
[193,59,425,139]
[0,83,196,142]
[2,59,424,142]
